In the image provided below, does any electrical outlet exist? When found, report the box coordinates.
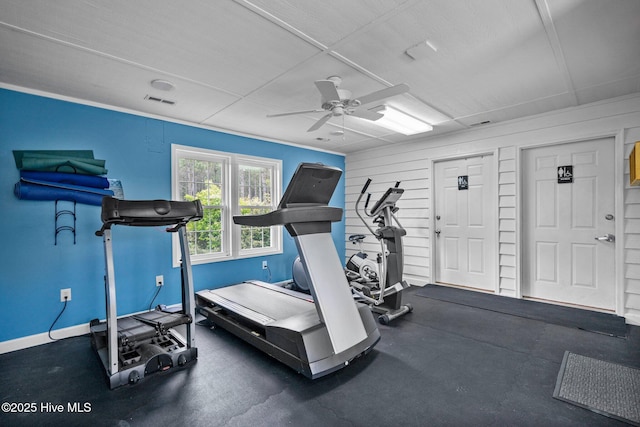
[262,261,268,270]
[156,275,164,287]
[60,288,71,302]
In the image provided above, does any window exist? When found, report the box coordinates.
[172,144,282,265]
[238,162,274,250]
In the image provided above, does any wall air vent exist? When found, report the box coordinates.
[144,95,176,105]
[469,120,491,127]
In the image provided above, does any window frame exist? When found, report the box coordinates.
[171,144,282,266]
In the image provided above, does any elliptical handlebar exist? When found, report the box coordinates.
[364,193,372,210]
[355,178,404,227]
[355,179,377,238]
[361,178,372,194]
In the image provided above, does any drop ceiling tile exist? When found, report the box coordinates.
[244,0,406,46]
[455,92,577,126]
[334,0,569,120]
[0,0,320,95]
[339,137,399,153]
[0,26,240,123]
[547,0,640,89]
[575,75,640,106]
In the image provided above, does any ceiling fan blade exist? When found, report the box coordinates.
[307,113,333,132]
[356,83,410,105]
[349,109,384,121]
[315,80,341,101]
[267,109,324,118]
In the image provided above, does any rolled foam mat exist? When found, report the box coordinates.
[14,180,113,206]
[13,150,107,175]
[20,170,110,189]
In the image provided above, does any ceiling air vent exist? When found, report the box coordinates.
[469,120,491,127]
[144,95,176,105]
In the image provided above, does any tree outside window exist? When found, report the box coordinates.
[171,144,282,265]
[178,158,224,256]
[238,164,273,250]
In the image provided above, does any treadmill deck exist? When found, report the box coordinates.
[196,281,316,326]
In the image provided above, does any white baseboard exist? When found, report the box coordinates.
[498,289,517,298]
[405,276,426,287]
[624,312,640,326]
[0,323,89,355]
[0,305,183,355]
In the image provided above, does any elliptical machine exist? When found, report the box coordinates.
[291,178,412,324]
[345,178,413,324]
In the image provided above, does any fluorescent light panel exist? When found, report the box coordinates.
[373,106,433,135]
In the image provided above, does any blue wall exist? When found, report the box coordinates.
[0,89,345,342]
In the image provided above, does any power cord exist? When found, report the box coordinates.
[148,285,162,311]
[48,297,68,341]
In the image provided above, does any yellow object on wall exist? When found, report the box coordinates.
[631,142,640,186]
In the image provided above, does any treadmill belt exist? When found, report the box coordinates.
[203,282,315,324]
[91,317,157,347]
[133,311,190,334]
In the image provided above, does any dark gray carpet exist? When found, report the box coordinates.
[415,284,627,337]
[554,351,640,426]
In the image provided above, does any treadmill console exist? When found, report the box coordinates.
[278,162,342,208]
[234,163,343,235]
[97,197,203,235]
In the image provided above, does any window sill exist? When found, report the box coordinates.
[182,247,284,267]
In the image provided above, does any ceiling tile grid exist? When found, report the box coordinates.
[1,0,638,153]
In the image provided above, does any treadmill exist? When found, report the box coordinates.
[91,197,203,389]
[196,163,380,379]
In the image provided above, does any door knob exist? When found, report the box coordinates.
[595,234,615,243]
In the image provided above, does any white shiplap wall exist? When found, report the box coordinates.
[497,146,517,297]
[624,126,640,325]
[345,93,640,325]
[346,155,431,286]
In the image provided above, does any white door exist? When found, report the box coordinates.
[434,155,496,291]
[522,138,616,310]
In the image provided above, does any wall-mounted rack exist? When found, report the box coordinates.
[55,200,76,245]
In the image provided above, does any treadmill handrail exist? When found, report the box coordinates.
[233,206,342,227]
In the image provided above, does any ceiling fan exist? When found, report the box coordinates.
[267,76,410,132]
